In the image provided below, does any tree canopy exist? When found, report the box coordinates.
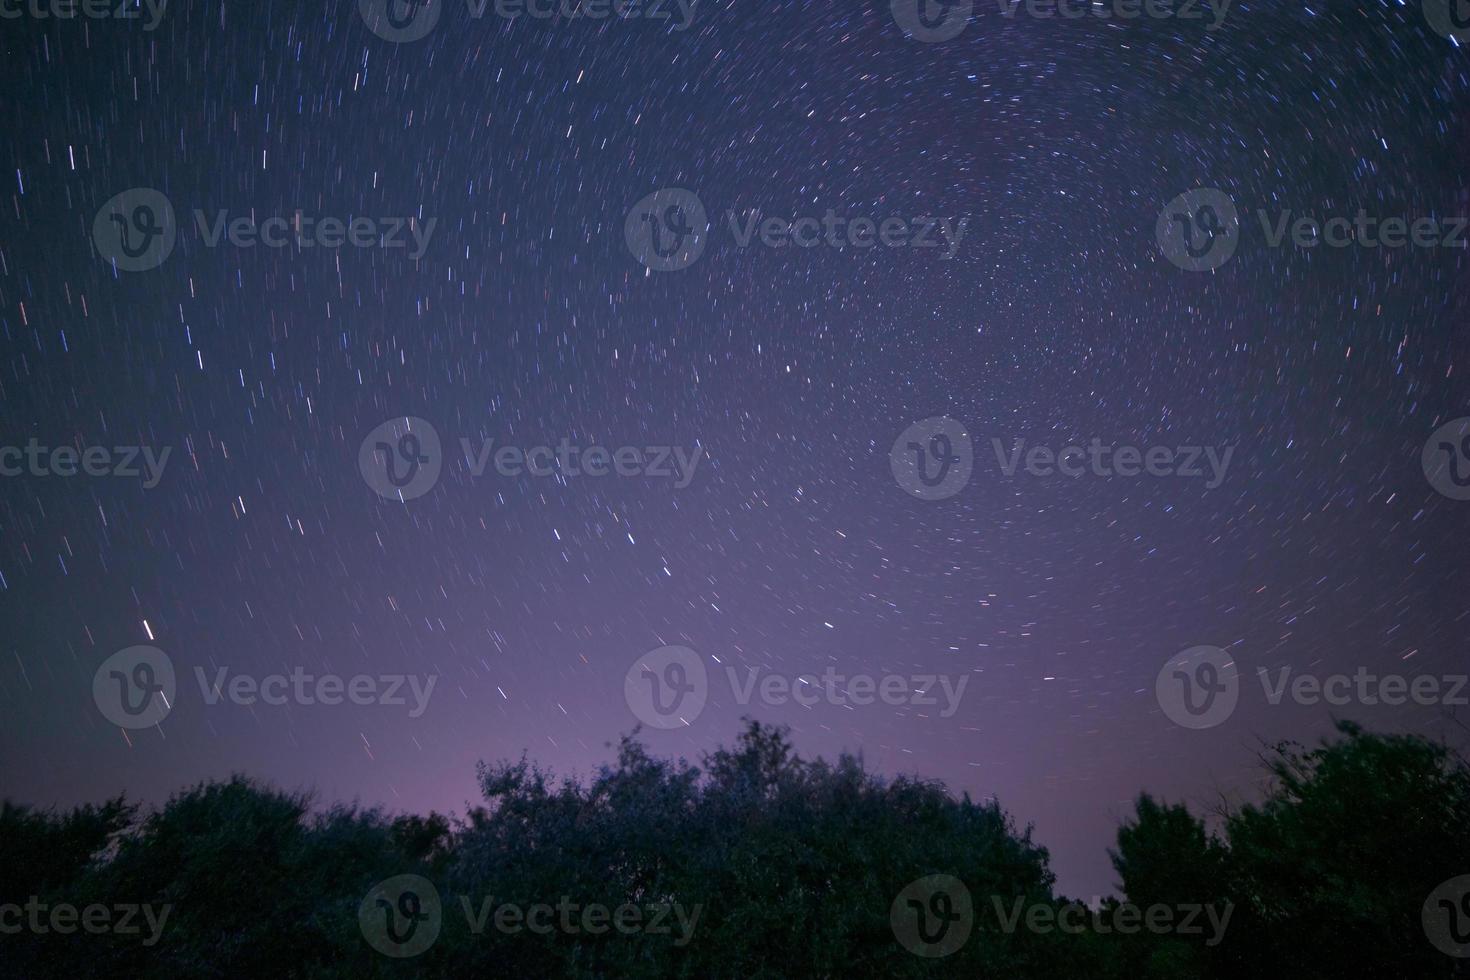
[2,720,1466,978]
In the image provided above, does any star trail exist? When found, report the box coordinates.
[1,0,1468,900]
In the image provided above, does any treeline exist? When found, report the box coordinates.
[2,720,1468,978]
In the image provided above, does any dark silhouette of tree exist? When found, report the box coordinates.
[0,797,133,900]
[1111,720,1470,979]
[2,719,1466,977]
[442,721,1061,975]
[1218,721,1470,978]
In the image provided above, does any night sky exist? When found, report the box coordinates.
[2,0,1469,899]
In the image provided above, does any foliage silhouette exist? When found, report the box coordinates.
[2,720,1466,977]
